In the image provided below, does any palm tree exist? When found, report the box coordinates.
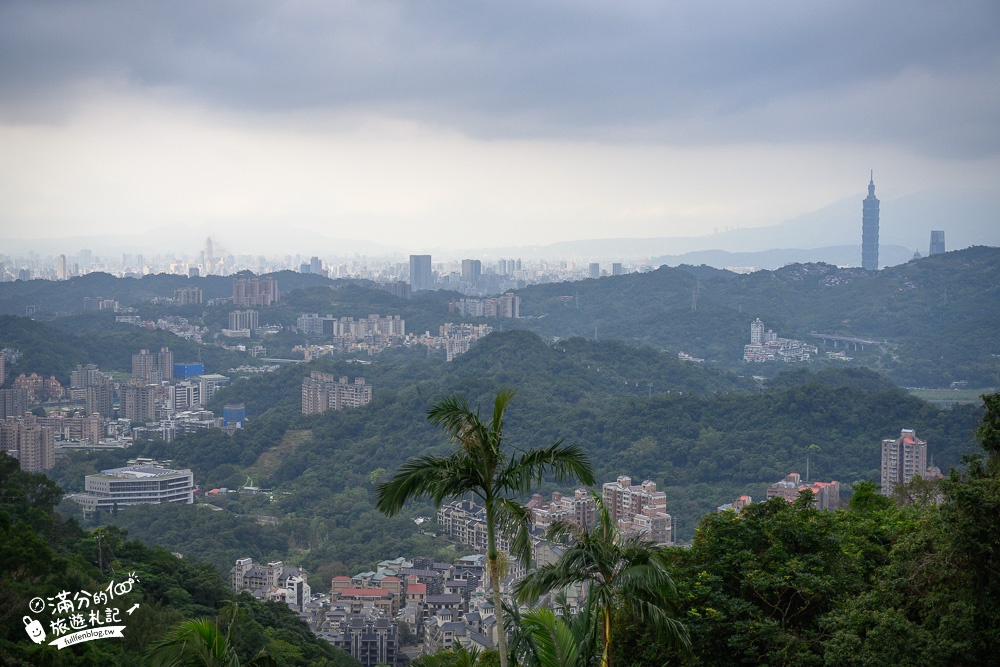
[514,494,690,667]
[146,603,275,667]
[505,599,593,667]
[377,389,596,667]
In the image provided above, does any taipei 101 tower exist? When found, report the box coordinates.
[861,172,880,270]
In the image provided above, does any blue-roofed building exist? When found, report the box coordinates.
[174,362,205,379]
[223,404,246,428]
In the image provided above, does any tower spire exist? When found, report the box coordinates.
[862,172,880,270]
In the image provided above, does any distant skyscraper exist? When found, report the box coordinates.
[409,255,433,292]
[461,259,482,285]
[612,263,624,276]
[589,263,600,280]
[204,237,214,275]
[862,173,880,270]
[57,254,68,280]
[929,230,946,256]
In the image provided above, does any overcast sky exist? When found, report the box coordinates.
[0,0,997,251]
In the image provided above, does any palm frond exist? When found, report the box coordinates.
[499,442,596,494]
[490,388,516,439]
[493,497,535,568]
[376,453,481,516]
[520,607,583,667]
[146,617,240,667]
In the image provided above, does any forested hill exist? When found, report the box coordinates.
[0,269,336,316]
[0,313,249,384]
[0,453,359,666]
[514,245,1000,386]
[55,331,986,579]
[2,246,997,386]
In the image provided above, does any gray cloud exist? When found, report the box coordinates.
[1,0,997,157]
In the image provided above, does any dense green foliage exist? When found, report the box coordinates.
[49,330,983,586]
[0,270,334,318]
[0,452,357,666]
[635,447,1000,667]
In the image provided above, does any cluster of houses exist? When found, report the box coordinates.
[231,554,517,666]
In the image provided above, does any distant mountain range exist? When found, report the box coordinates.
[1,187,996,269]
[479,188,1000,266]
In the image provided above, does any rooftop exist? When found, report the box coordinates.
[93,464,191,479]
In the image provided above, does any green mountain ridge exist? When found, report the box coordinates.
[53,332,985,583]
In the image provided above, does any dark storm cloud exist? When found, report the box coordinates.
[1,0,997,157]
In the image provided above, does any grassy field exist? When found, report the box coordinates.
[908,388,993,405]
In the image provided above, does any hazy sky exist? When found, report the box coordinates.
[1,1,998,251]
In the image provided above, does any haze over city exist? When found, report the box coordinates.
[1,1,999,255]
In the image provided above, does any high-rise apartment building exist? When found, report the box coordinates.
[174,286,203,305]
[589,263,600,279]
[39,413,103,444]
[132,349,156,383]
[601,475,672,544]
[71,364,104,388]
[862,173,880,270]
[409,255,433,292]
[881,429,928,496]
[157,347,174,381]
[0,415,55,472]
[229,309,259,332]
[301,373,373,415]
[612,263,624,276]
[232,277,280,307]
[0,387,28,420]
[750,318,764,345]
[120,383,157,422]
[929,230,946,256]
[132,347,173,383]
[86,382,114,419]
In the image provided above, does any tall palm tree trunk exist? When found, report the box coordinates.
[601,608,612,667]
[487,504,510,667]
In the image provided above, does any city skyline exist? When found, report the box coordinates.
[1,2,998,250]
